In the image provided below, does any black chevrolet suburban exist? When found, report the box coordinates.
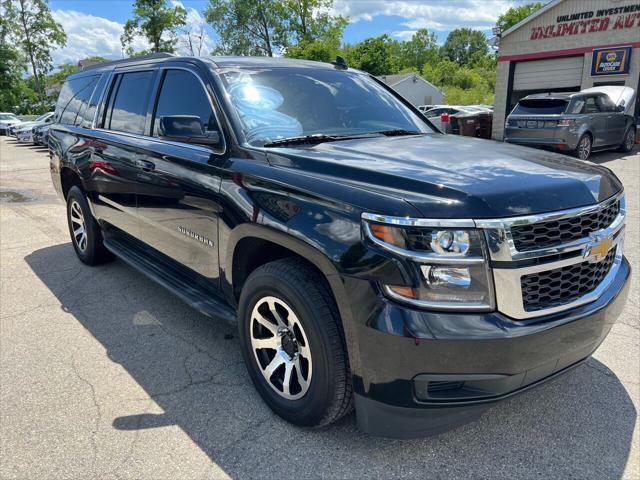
[49,53,630,438]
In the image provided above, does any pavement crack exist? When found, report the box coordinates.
[71,355,102,469]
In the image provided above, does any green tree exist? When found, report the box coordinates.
[281,0,347,44]
[496,2,544,33]
[344,34,400,76]
[204,0,287,56]
[0,1,25,111]
[121,0,186,55]
[400,29,438,72]
[11,0,66,108]
[284,15,347,62]
[441,28,487,65]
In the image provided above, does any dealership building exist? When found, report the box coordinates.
[492,0,640,140]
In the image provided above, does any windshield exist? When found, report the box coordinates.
[0,114,17,121]
[219,67,432,146]
[512,99,568,115]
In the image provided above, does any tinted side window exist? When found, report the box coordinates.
[584,97,600,114]
[78,74,109,128]
[56,75,100,125]
[595,94,616,112]
[152,69,217,136]
[106,71,154,134]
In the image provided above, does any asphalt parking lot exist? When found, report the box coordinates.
[0,136,638,479]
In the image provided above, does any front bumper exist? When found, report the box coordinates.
[351,256,630,438]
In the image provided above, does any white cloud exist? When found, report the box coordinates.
[51,6,217,67]
[51,10,149,65]
[333,0,521,32]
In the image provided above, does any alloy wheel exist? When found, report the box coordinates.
[250,295,312,400]
[578,136,591,160]
[69,200,87,251]
[625,129,634,151]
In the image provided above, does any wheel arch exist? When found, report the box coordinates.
[223,224,357,361]
[60,166,84,200]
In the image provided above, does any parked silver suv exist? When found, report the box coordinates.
[505,87,636,160]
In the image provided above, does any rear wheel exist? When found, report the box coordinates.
[66,186,113,265]
[618,127,635,153]
[238,258,352,427]
[574,134,592,160]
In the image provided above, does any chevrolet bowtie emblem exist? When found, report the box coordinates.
[583,234,613,263]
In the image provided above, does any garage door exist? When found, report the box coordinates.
[514,56,584,91]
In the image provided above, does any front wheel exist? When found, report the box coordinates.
[238,258,352,427]
[618,127,636,153]
[574,134,592,160]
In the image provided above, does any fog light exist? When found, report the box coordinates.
[422,266,471,287]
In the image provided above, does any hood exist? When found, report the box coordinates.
[582,86,636,115]
[266,134,622,218]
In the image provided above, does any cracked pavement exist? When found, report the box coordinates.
[0,137,638,479]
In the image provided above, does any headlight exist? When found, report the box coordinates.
[362,214,494,311]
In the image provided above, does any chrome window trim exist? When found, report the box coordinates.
[93,66,227,157]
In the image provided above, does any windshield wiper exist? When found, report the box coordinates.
[372,129,424,136]
[263,133,373,148]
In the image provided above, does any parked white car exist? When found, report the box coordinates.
[0,113,21,135]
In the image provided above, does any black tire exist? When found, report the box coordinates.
[574,133,592,160]
[618,127,636,153]
[238,258,353,427]
[66,186,113,265]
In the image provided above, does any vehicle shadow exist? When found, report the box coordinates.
[25,243,637,478]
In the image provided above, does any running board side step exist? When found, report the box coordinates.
[103,232,237,325]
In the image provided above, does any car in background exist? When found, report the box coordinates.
[423,105,476,118]
[505,87,636,160]
[0,113,21,135]
[417,105,435,113]
[33,123,51,146]
[8,112,54,138]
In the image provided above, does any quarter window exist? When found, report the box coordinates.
[152,69,218,137]
[56,75,100,125]
[105,71,154,134]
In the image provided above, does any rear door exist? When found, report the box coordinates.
[89,69,157,238]
[134,65,227,283]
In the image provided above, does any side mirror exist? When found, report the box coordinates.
[158,115,221,146]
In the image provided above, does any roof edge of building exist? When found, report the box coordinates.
[500,0,564,39]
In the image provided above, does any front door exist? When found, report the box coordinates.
[596,94,626,146]
[134,66,226,283]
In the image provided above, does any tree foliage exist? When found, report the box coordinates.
[204,0,287,56]
[9,0,66,107]
[121,0,186,55]
[496,2,544,33]
[205,0,347,58]
[441,28,488,65]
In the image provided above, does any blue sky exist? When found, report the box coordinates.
[48,0,531,65]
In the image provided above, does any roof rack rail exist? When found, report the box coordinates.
[81,52,174,71]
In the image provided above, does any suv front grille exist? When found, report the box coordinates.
[511,200,620,252]
[521,248,616,312]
